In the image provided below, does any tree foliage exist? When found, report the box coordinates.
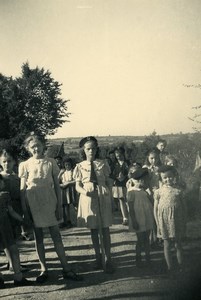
[0,63,69,156]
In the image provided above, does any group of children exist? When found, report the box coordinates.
[0,134,188,289]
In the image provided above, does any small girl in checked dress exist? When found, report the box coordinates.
[154,165,187,274]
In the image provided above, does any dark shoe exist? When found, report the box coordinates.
[0,278,5,289]
[36,271,48,284]
[105,261,115,274]
[62,270,83,281]
[14,277,34,286]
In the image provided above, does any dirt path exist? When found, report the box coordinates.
[1,212,201,300]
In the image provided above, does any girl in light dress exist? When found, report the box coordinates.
[127,168,154,267]
[58,157,77,228]
[73,136,114,273]
[19,132,82,283]
[154,165,187,274]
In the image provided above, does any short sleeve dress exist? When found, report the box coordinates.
[73,159,113,229]
[18,157,60,228]
[127,188,154,232]
[154,186,186,240]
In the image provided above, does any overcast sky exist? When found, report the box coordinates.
[1,0,201,138]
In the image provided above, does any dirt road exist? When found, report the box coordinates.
[0,212,201,300]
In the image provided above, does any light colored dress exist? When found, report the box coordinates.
[127,187,154,232]
[19,157,60,228]
[60,170,76,205]
[154,186,186,240]
[73,160,113,229]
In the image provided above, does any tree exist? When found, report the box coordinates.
[0,63,69,156]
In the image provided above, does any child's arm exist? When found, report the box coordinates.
[20,177,32,225]
[127,191,139,230]
[75,181,98,198]
[153,191,160,230]
[8,205,23,223]
[52,168,63,221]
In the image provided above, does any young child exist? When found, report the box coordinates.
[126,162,142,191]
[164,155,186,190]
[58,157,77,228]
[154,165,187,275]
[73,136,114,273]
[19,132,82,283]
[0,149,31,241]
[155,139,168,164]
[0,148,31,273]
[143,149,161,196]
[0,175,32,288]
[111,147,130,225]
[127,168,154,267]
[143,150,162,246]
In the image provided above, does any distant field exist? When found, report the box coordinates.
[48,133,186,153]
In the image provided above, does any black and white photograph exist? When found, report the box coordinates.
[0,0,201,299]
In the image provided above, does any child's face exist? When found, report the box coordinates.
[27,139,44,158]
[148,153,156,165]
[157,142,165,152]
[64,162,72,171]
[0,155,15,174]
[115,151,124,161]
[133,178,143,188]
[84,141,97,161]
[160,171,175,187]
[166,160,174,166]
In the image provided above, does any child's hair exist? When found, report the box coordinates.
[79,137,100,161]
[0,148,17,161]
[62,156,73,167]
[128,162,142,178]
[158,165,177,176]
[144,149,161,166]
[156,139,167,147]
[164,155,178,168]
[23,132,46,151]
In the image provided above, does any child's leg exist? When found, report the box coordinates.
[33,227,47,272]
[49,225,70,272]
[119,198,128,223]
[163,239,172,270]
[49,225,82,281]
[62,205,68,225]
[136,233,143,263]
[175,239,183,266]
[102,227,111,262]
[144,231,151,262]
[6,245,23,281]
[90,229,101,262]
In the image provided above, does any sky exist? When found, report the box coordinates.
[1,0,201,138]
